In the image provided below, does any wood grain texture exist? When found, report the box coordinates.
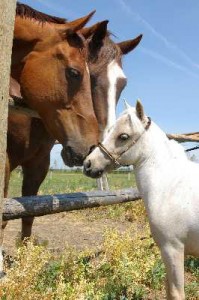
[3,188,141,220]
[0,0,16,246]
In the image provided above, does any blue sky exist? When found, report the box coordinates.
[21,0,199,167]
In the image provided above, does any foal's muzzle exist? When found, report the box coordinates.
[83,159,104,178]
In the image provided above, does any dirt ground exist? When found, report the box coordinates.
[3,210,134,255]
[3,212,169,300]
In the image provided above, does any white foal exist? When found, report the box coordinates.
[83,100,199,300]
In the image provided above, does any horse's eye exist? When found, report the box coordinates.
[67,68,81,79]
[119,133,129,141]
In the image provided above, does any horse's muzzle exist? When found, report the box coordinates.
[61,145,96,167]
[61,146,84,167]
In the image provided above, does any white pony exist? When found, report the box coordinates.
[83,100,199,300]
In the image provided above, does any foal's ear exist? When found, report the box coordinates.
[67,11,96,32]
[117,34,143,55]
[81,20,109,40]
[124,99,131,110]
[136,100,145,121]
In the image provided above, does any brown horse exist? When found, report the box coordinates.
[6,3,142,241]
[10,4,99,167]
[5,2,101,246]
[82,24,142,189]
[84,25,142,140]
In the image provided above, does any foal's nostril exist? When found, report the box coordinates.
[89,145,96,154]
[84,159,91,170]
[98,170,103,176]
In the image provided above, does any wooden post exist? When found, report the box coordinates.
[0,0,16,276]
[97,174,109,191]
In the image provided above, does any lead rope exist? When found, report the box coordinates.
[185,145,199,152]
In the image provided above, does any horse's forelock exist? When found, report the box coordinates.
[63,30,86,51]
[88,34,121,73]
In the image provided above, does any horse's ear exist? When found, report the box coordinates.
[67,10,96,32]
[117,34,143,55]
[124,99,131,110]
[81,20,109,39]
[136,100,145,121]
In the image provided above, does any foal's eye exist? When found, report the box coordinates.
[119,133,129,141]
[66,68,81,80]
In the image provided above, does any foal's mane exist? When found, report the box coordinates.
[16,2,67,24]
[124,108,188,161]
[168,139,188,160]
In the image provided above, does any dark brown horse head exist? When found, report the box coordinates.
[12,5,99,167]
[82,23,142,140]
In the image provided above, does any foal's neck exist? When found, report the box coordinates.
[135,123,172,169]
[134,123,184,205]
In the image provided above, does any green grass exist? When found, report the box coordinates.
[8,169,138,222]
[4,169,199,299]
[8,169,136,197]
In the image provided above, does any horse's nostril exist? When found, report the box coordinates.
[84,159,91,170]
[89,145,96,154]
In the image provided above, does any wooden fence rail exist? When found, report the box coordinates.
[3,188,141,221]
[167,133,199,143]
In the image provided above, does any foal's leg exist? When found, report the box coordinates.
[161,245,185,300]
[21,155,50,241]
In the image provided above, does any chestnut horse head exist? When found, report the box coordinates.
[82,23,142,140]
[11,3,99,166]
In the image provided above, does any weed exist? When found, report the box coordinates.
[147,259,165,290]
[185,281,199,299]
[185,256,199,277]
[4,170,199,299]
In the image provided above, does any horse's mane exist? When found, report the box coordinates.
[16,2,67,24]
[151,120,188,161]
[124,108,188,161]
[168,139,188,160]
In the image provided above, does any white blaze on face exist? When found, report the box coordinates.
[104,59,126,139]
[86,62,90,75]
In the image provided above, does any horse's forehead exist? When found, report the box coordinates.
[38,30,87,58]
[47,40,87,69]
[115,113,132,131]
[107,59,126,80]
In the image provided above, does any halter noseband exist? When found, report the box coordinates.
[98,117,151,167]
